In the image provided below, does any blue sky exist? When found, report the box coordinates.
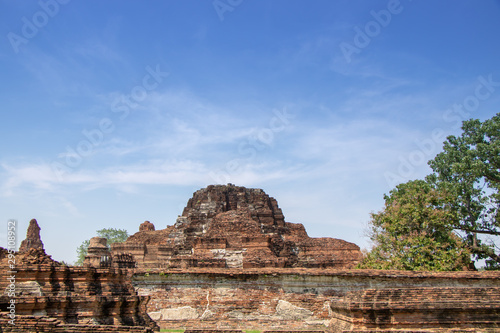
[1,0,499,263]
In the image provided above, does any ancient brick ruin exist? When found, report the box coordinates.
[109,184,362,270]
[1,184,500,332]
[0,219,157,332]
[18,219,44,253]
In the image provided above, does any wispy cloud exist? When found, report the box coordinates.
[0,158,305,198]
[0,160,198,195]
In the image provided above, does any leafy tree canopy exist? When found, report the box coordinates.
[427,113,500,268]
[358,180,471,271]
[361,113,499,270]
[95,228,130,245]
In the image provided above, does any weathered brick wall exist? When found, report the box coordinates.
[330,287,500,332]
[131,268,500,332]
[0,314,154,332]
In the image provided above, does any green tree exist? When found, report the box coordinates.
[75,228,129,266]
[75,239,90,266]
[359,180,471,271]
[96,228,130,244]
[427,113,500,268]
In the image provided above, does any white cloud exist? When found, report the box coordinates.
[0,147,312,201]
[0,159,207,196]
[1,163,59,194]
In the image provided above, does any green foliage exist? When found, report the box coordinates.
[427,113,500,267]
[485,260,500,271]
[361,114,500,271]
[95,228,129,245]
[74,228,129,266]
[359,180,471,271]
[75,239,90,266]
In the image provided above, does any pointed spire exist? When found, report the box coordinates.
[19,218,44,253]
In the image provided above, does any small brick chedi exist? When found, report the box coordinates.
[110,184,362,269]
[18,218,44,253]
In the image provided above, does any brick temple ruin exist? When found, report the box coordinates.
[1,184,500,332]
[107,184,362,270]
[0,218,158,332]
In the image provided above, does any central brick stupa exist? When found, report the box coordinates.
[110,184,362,269]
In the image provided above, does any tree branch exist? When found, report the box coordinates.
[471,244,500,264]
[456,227,500,236]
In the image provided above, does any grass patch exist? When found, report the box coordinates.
[245,331,261,333]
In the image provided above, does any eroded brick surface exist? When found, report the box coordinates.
[110,184,362,270]
[0,314,154,332]
[330,287,500,332]
[18,219,44,253]
[0,226,157,332]
[131,269,500,332]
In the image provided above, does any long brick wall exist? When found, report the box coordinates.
[331,287,500,331]
[131,268,500,332]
